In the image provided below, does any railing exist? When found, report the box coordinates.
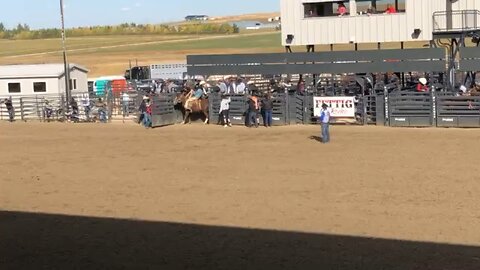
[433,10,480,33]
[0,92,140,122]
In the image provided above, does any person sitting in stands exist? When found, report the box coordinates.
[338,2,347,16]
[416,78,429,92]
[385,4,397,14]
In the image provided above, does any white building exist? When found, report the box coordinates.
[0,64,89,96]
[280,0,480,46]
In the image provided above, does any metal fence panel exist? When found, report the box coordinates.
[388,92,433,127]
[151,94,176,127]
[436,95,480,127]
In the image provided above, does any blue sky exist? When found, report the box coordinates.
[0,0,280,29]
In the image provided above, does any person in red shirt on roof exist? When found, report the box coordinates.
[385,4,397,14]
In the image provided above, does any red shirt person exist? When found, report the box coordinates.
[416,78,429,92]
[385,4,397,14]
[337,3,347,16]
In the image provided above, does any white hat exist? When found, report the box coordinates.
[143,96,149,100]
[247,81,255,85]
[419,78,427,85]
[460,85,467,93]
[199,81,206,86]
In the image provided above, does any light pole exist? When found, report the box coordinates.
[60,0,70,111]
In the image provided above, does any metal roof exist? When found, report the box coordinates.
[0,64,89,79]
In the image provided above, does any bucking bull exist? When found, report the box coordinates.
[175,88,209,124]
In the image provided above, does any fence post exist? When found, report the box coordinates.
[285,92,290,125]
[431,86,437,127]
[362,96,368,125]
[60,94,65,121]
[20,98,25,122]
[208,93,214,124]
[303,93,308,124]
[384,86,389,126]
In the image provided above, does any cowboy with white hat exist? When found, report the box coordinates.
[416,77,428,92]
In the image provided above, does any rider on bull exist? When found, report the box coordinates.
[185,81,207,110]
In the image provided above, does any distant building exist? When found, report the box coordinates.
[0,63,89,96]
[185,15,209,21]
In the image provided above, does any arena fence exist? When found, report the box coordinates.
[0,91,139,122]
[4,91,480,128]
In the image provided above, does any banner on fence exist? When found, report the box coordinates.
[313,96,355,118]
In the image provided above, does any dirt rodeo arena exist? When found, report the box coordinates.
[1,119,480,269]
[2,53,480,270]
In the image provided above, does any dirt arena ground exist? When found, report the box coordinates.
[1,122,479,269]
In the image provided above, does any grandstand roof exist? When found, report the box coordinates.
[0,64,89,79]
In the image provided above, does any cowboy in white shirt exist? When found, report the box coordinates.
[219,95,232,127]
[320,103,332,143]
[236,79,246,94]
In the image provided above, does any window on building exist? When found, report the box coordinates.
[69,79,77,90]
[304,1,406,18]
[304,1,350,18]
[356,0,405,15]
[33,82,47,92]
[8,83,21,93]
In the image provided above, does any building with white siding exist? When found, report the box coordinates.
[0,64,89,96]
[281,0,480,47]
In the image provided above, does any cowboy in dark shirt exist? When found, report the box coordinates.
[261,94,274,127]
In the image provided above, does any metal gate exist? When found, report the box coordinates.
[151,94,176,127]
[271,93,288,126]
[437,95,480,127]
[388,92,433,127]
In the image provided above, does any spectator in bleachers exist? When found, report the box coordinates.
[236,78,246,94]
[261,93,274,128]
[2,98,14,122]
[247,95,260,128]
[219,94,232,127]
[416,78,429,92]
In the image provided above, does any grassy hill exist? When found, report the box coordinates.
[0,32,283,76]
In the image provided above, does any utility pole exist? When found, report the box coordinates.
[60,0,70,111]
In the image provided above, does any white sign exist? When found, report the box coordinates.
[313,97,355,118]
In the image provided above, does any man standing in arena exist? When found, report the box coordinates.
[320,103,332,143]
